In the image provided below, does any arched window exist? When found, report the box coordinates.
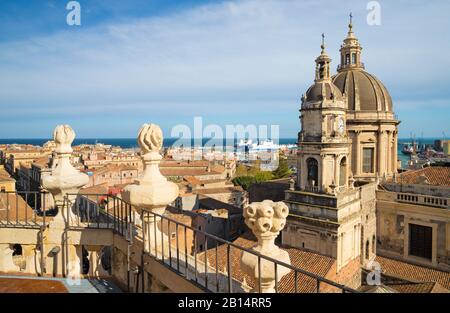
[306,158,318,188]
[339,157,347,187]
[345,54,350,65]
[365,240,370,259]
[352,53,356,64]
[372,235,376,254]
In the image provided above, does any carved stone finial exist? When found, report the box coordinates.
[289,178,295,191]
[349,174,356,189]
[240,200,291,293]
[53,124,76,154]
[42,125,89,224]
[122,123,179,255]
[137,123,163,154]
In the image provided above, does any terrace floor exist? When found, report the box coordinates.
[0,275,122,293]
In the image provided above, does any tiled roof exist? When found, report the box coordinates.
[199,232,336,293]
[196,187,244,195]
[80,183,109,196]
[395,167,450,186]
[0,168,14,182]
[198,197,242,215]
[184,176,201,185]
[161,168,223,176]
[0,193,37,222]
[375,256,450,290]
[387,282,449,293]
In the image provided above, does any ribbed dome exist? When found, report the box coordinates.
[332,70,392,112]
[305,81,343,102]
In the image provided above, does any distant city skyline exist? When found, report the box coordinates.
[0,0,449,139]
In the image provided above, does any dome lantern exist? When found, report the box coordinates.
[338,13,364,72]
[315,33,332,82]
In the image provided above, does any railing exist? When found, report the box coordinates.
[395,192,449,209]
[303,185,321,193]
[65,193,135,237]
[0,190,49,228]
[1,190,357,293]
[140,210,357,293]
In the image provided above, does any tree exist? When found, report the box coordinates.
[255,171,273,183]
[232,176,256,191]
[272,155,292,179]
[235,164,249,177]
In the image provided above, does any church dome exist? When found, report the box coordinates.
[305,80,343,102]
[332,16,393,113]
[332,70,392,112]
[303,34,344,104]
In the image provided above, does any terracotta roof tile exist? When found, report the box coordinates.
[395,167,450,186]
[0,193,39,222]
[375,256,450,290]
[200,232,336,293]
[387,282,449,293]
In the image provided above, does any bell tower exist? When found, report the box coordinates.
[298,34,351,194]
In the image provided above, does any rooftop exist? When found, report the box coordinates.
[375,255,450,290]
[394,166,450,187]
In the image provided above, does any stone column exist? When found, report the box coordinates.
[42,125,89,226]
[334,154,339,189]
[122,124,179,257]
[387,131,393,175]
[354,131,361,176]
[377,130,386,177]
[240,200,291,293]
[392,130,398,174]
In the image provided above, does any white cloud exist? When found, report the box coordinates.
[0,0,449,137]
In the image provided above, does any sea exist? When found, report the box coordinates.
[0,137,441,168]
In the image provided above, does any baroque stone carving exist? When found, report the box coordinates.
[122,123,179,255]
[42,125,89,223]
[240,200,291,292]
[137,123,163,154]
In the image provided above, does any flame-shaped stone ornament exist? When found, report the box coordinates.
[42,125,89,223]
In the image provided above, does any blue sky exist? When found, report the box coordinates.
[0,0,449,139]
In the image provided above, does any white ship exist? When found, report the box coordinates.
[237,139,280,151]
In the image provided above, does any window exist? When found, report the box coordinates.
[306,158,318,187]
[352,53,356,64]
[365,240,370,259]
[362,148,374,173]
[339,158,347,186]
[345,54,350,65]
[372,235,376,254]
[409,224,432,260]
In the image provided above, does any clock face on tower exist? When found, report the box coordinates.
[337,117,345,135]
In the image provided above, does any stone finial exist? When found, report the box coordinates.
[137,124,163,154]
[42,125,88,223]
[240,200,291,293]
[53,125,75,154]
[123,123,179,210]
[122,123,179,255]
[289,178,295,191]
[349,174,356,189]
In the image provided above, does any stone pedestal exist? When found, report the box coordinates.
[42,125,88,226]
[240,200,291,293]
[122,124,179,258]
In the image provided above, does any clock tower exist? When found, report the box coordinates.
[298,35,351,194]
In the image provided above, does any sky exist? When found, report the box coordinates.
[0,0,449,139]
